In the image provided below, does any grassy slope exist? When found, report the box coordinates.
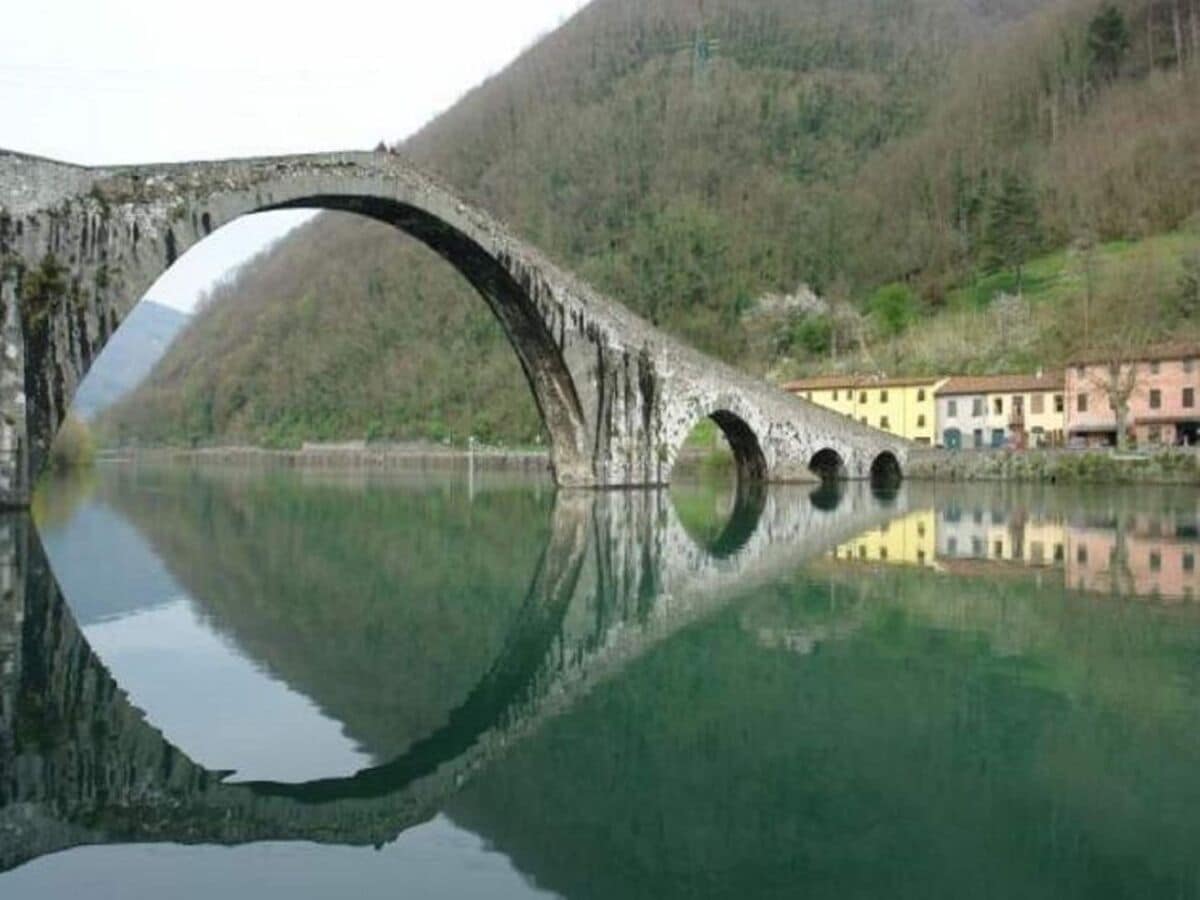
[98,0,1200,447]
[804,228,1200,379]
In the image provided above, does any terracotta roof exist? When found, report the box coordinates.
[782,374,945,392]
[936,372,1064,397]
[1068,342,1200,366]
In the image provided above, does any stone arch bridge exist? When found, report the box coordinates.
[0,149,906,500]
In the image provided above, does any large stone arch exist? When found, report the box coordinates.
[7,159,595,487]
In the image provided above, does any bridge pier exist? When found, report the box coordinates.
[0,149,906,501]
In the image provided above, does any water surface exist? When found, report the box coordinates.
[2,466,1200,897]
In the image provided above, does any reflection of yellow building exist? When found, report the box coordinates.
[832,510,939,568]
[783,376,946,445]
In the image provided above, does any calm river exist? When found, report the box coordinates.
[3,463,1200,898]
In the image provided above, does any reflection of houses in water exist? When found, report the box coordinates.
[1066,515,1200,603]
[937,506,1065,568]
[831,510,939,568]
[830,500,1200,603]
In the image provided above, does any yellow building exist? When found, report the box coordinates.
[783,375,947,445]
[832,510,939,568]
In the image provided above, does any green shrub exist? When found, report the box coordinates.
[868,283,919,338]
[49,415,95,472]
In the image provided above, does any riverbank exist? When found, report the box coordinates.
[96,443,735,480]
[908,447,1200,486]
[99,443,552,474]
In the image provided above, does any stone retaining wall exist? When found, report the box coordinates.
[909,447,1200,485]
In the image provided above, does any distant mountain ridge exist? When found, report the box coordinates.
[73,300,188,421]
[99,0,1200,448]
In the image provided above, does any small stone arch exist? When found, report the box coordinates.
[809,479,846,512]
[869,450,903,489]
[808,447,847,482]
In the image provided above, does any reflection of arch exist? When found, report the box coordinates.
[241,496,591,803]
[809,448,847,482]
[809,479,846,512]
[707,480,767,559]
[671,478,767,560]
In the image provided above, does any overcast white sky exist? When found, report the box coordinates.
[1,0,590,312]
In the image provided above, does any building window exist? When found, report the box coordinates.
[972,537,984,556]
[806,392,813,400]
[917,389,926,402]
[948,399,958,417]
[880,390,889,403]
[994,541,1004,559]
[880,547,888,561]
[917,415,926,428]
[994,397,1004,415]
[880,416,891,430]
[917,522,926,538]
[1185,388,1195,409]
[972,397,985,417]
[1055,394,1064,413]
[1076,365,1086,376]
[1185,552,1196,573]
[1077,545,1088,565]
[1031,394,1045,415]
[1150,389,1162,410]
[1186,359,1196,374]
[1054,544,1064,562]
[860,391,868,404]
[832,390,839,401]
[1150,551,1162,572]
[1151,361,1161,375]
[1078,393,1088,413]
[948,537,958,555]
[859,545,867,560]
[860,417,868,425]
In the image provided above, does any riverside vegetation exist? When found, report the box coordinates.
[97,0,1200,450]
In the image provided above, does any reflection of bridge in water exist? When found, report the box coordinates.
[0,482,908,872]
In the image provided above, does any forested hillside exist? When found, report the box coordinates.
[100,0,1200,448]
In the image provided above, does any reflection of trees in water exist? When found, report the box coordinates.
[30,468,98,532]
[95,465,555,763]
[449,564,1200,900]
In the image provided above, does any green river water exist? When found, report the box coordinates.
[1,463,1200,898]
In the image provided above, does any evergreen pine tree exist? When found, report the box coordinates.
[1088,4,1132,82]
[984,169,1043,295]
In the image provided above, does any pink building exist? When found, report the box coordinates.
[1065,343,1200,447]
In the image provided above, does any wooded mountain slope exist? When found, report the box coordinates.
[100,0,1200,448]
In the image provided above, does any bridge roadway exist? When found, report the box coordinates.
[0,483,909,872]
[0,149,907,502]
